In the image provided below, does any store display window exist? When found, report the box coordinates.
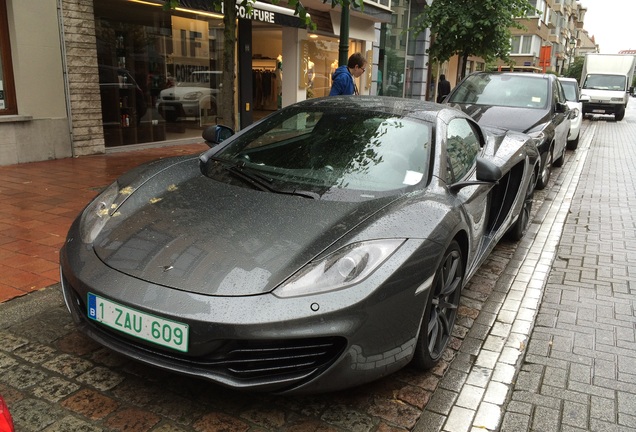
[94,0,225,146]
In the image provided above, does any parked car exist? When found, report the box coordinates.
[156,70,221,122]
[559,77,585,150]
[60,96,539,394]
[0,395,14,432]
[446,72,570,189]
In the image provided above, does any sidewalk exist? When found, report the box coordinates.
[0,143,208,303]
[501,113,636,430]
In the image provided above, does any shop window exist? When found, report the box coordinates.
[0,0,17,115]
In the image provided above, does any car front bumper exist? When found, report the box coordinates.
[59,221,437,394]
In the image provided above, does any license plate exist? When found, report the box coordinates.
[87,293,189,352]
[592,109,605,113]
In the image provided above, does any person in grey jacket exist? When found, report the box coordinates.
[329,53,367,96]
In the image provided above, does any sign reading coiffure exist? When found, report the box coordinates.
[234,2,305,27]
[179,0,306,27]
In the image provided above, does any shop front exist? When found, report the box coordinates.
[87,0,389,151]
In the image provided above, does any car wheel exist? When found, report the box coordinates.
[615,106,625,121]
[536,149,552,190]
[567,132,580,150]
[553,144,566,168]
[506,171,535,241]
[413,241,464,370]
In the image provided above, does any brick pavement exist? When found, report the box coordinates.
[500,112,636,431]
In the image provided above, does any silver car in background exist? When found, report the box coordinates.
[559,77,586,150]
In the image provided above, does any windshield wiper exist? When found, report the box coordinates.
[210,156,318,199]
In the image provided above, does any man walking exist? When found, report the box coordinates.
[437,74,451,103]
[329,53,367,96]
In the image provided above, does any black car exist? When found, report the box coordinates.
[446,72,571,189]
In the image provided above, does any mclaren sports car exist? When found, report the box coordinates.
[60,96,539,394]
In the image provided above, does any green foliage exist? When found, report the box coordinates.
[410,0,537,65]
[565,56,584,81]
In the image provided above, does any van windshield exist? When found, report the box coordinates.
[582,74,626,91]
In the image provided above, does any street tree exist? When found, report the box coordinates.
[166,0,362,129]
[565,56,584,82]
[409,0,537,80]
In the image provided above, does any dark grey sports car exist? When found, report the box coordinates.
[60,97,539,394]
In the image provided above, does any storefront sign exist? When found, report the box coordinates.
[180,0,306,27]
[236,5,275,23]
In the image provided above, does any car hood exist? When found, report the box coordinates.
[448,103,551,134]
[93,173,397,297]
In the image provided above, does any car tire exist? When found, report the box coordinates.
[506,172,535,241]
[536,149,552,190]
[615,106,625,121]
[553,144,566,168]
[412,241,464,370]
[567,132,580,150]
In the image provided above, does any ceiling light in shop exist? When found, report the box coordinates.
[128,0,224,19]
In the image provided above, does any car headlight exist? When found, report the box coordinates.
[527,130,547,148]
[274,239,405,298]
[183,91,204,101]
[79,181,121,243]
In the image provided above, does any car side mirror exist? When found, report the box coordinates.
[202,125,234,147]
[556,102,569,113]
[475,157,503,182]
[579,94,591,103]
[449,157,501,192]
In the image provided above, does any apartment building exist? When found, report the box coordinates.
[496,0,589,74]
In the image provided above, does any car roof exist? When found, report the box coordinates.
[294,96,461,124]
[471,71,558,81]
[558,77,578,82]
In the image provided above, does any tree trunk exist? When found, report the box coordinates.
[460,52,469,81]
[221,0,237,129]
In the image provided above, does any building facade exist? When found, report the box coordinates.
[1,0,404,166]
[497,0,588,75]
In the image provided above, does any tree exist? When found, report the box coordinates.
[565,56,584,82]
[410,0,537,80]
[166,0,362,130]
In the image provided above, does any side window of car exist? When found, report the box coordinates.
[445,118,481,182]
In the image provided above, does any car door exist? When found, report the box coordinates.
[443,117,491,266]
[552,78,570,155]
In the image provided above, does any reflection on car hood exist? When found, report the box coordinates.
[449,103,551,134]
[93,175,395,297]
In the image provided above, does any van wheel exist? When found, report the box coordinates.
[615,106,625,121]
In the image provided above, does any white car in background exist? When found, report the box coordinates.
[157,71,221,122]
[559,77,587,150]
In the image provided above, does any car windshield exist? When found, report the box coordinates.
[582,74,626,91]
[449,74,549,109]
[561,81,578,101]
[177,71,222,88]
[203,107,432,199]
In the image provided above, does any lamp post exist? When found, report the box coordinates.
[567,36,576,74]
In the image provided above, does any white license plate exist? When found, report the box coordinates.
[592,109,606,113]
[87,293,189,352]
